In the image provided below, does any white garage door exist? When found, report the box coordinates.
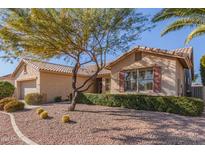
[20,80,37,99]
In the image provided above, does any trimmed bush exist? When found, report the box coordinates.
[4,100,25,112]
[40,111,48,119]
[0,97,17,111]
[25,93,43,105]
[62,115,70,123]
[54,96,62,102]
[36,108,44,115]
[76,93,204,116]
[200,55,205,86]
[0,81,15,100]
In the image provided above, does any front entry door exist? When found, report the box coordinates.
[96,78,102,93]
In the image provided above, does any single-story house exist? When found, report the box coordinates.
[0,73,14,85]
[0,46,193,102]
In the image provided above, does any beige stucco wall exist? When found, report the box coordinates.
[101,77,110,93]
[40,71,95,102]
[176,60,185,96]
[13,63,40,99]
[109,51,180,96]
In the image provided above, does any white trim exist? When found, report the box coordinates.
[0,111,38,145]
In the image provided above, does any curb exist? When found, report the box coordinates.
[0,111,38,145]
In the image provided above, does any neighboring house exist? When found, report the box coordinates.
[0,74,14,85]
[0,46,193,102]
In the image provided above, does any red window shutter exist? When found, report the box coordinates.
[153,66,161,93]
[119,71,125,92]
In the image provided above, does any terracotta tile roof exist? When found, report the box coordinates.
[106,46,193,69]
[170,47,193,58]
[13,45,192,77]
[130,46,193,59]
[83,63,111,75]
[0,73,12,79]
[99,68,111,75]
[23,59,96,76]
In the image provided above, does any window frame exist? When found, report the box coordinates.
[124,68,154,92]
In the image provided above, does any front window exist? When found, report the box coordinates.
[124,68,153,92]
[125,72,132,91]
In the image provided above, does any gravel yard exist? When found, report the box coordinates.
[0,113,25,145]
[1,103,205,145]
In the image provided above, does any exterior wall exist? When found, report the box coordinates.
[13,63,40,99]
[110,51,179,96]
[176,60,185,96]
[102,78,106,93]
[40,71,95,102]
[101,75,111,93]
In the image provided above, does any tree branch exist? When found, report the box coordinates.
[76,66,102,91]
[78,81,95,92]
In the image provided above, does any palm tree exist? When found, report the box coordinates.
[152,8,205,44]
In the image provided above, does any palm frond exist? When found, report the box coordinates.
[185,24,205,44]
[152,8,205,22]
[161,18,204,36]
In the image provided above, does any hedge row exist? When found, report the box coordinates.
[76,93,204,116]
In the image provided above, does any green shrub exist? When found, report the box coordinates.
[200,55,205,86]
[36,108,44,115]
[76,93,204,116]
[54,96,62,102]
[0,97,16,111]
[40,111,48,119]
[4,100,25,112]
[0,81,15,100]
[25,93,43,105]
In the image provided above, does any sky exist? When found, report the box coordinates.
[0,8,204,83]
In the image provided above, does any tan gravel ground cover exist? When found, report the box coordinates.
[0,113,25,144]
[1,103,205,145]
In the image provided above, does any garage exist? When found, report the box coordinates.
[19,80,37,99]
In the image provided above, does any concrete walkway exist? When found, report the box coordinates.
[24,104,40,109]
[19,100,40,109]
[0,111,38,145]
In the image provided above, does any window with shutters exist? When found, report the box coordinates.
[124,68,153,92]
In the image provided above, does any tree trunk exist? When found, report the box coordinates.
[68,90,78,111]
[68,61,79,111]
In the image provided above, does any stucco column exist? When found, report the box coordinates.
[102,78,106,93]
